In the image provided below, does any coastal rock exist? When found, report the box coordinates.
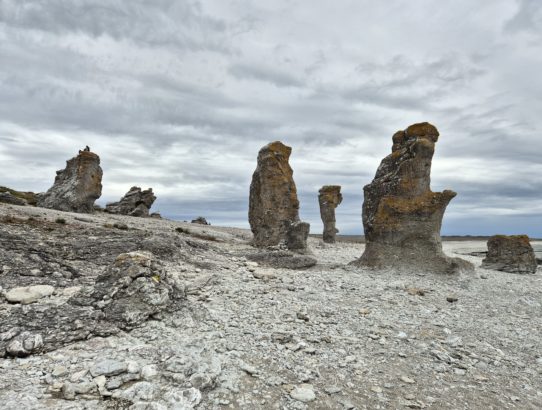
[37,150,102,213]
[105,187,156,217]
[482,235,537,274]
[355,122,473,274]
[249,141,300,247]
[0,191,27,206]
[191,217,210,225]
[318,185,343,243]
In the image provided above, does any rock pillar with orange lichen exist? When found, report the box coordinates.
[318,185,342,243]
[356,122,473,273]
[249,141,301,247]
[37,150,103,213]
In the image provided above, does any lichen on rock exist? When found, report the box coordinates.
[355,122,473,274]
[482,235,537,274]
[318,185,342,243]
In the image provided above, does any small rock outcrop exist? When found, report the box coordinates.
[318,185,342,243]
[482,235,537,274]
[192,217,210,225]
[355,122,473,274]
[286,221,310,253]
[247,250,317,270]
[0,191,27,206]
[249,141,301,247]
[37,151,102,213]
[105,187,156,217]
[0,251,185,357]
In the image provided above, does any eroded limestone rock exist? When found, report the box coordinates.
[249,141,300,247]
[356,122,473,274]
[0,251,185,357]
[482,235,537,274]
[105,187,156,217]
[37,151,102,213]
[318,185,342,243]
[286,221,310,253]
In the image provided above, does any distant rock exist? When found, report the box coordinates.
[0,186,37,206]
[105,187,156,217]
[354,123,473,274]
[249,141,300,247]
[37,150,103,213]
[318,185,342,243]
[191,216,210,225]
[0,191,27,206]
[482,235,537,274]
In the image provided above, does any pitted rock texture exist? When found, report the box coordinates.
[105,187,156,217]
[37,151,102,213]
[356,123,473,274]
[318,185,343,243]
[482,235,537,274]
[249,141,300,247]
[286,221,310,253]
[0,251,185,357]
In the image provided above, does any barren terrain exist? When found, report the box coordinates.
[1,203,541,409]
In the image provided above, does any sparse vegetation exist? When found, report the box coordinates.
[55,218,67,224]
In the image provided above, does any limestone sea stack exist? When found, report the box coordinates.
[355,122,473,274]
[249,141,301,247]
[37,150,102,213]
[482,235,537,274]
[105,187,156,217]
[318,185,343,243]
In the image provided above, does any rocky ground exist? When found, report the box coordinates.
[0,203,541,409]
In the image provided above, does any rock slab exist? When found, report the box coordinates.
[318,185,343,243]
[355,122,473,274]
[249,141,300,247]
[482,235,537,274]
[37,151,102,213]
[4,285,55,304]
[105,187,156,217]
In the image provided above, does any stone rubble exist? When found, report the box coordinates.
[105,186,156,217]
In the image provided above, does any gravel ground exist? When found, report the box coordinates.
[1,203,541,409]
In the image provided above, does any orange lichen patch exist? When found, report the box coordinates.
[263,141,292,159]
[405,122,439,142]
[373,191,456,227]
[490,234,531,245]
[319,185,342,204]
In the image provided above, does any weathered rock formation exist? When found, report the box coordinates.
[482,235,537,274]
[192,216,210,225]
[286,221,310,253]
[0,191,27,206]
[0,251,185,357]
[249,141,301,247]
[356,122,473,274]
[37,151,102,213]
[246,250,317,270]
[105,187,156,217]
[318,185,343,243]
[0,186,38,206]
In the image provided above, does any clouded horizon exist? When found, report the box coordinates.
[1,0,541,237]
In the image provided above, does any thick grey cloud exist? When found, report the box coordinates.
[1,0,541,237]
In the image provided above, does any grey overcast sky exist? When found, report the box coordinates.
[1,0,541,236]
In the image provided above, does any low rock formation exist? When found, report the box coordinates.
[0,251,185,357]
[482,235,537,274]
[37,151,102,213]
[286,221,310,253]
[0,191,27,206]
[318,185,343,243]
[355,122,473,274]
[192,216,210,225]
[246,250,317,270]
[249,141,301,247]
[105,187,156,217]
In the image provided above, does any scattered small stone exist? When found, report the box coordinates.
[400,376,415,384]
[446,296,458,303]
[290,384,316,403]
[4,285,55,304]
